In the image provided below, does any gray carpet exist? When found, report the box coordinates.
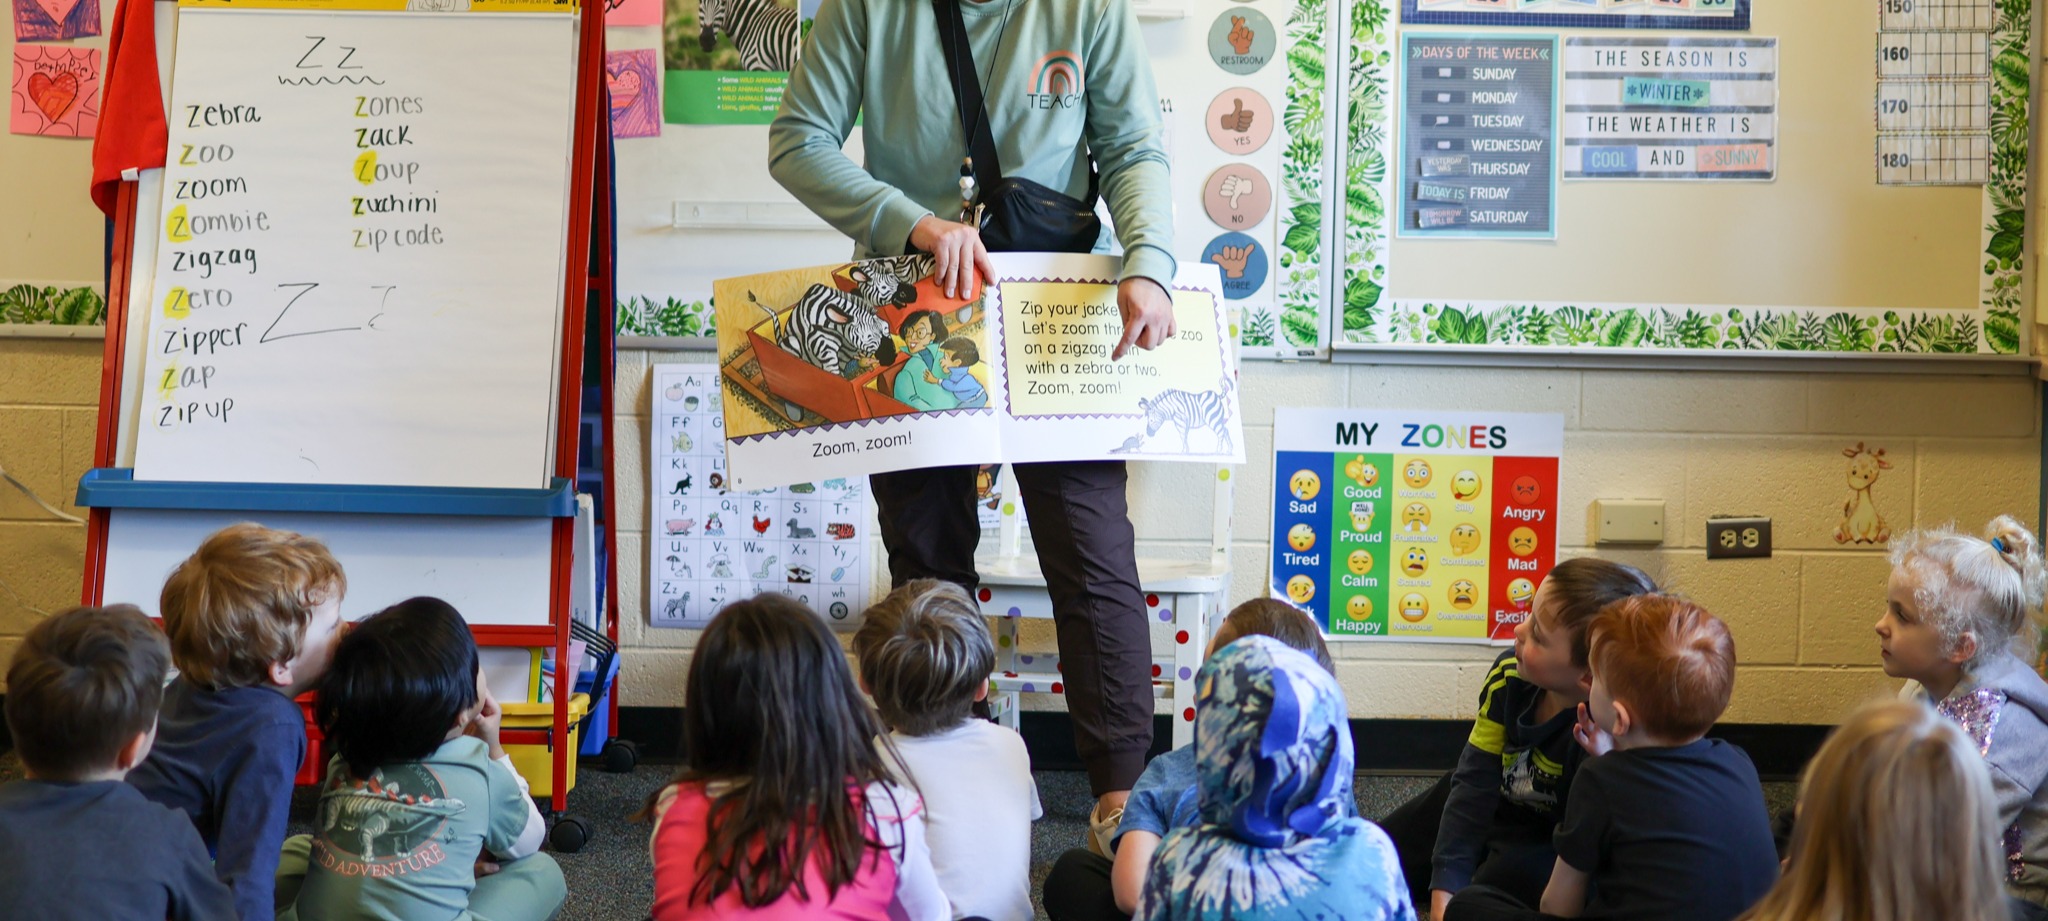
[0,754,1794,920]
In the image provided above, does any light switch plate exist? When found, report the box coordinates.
[1593,499,1665,545]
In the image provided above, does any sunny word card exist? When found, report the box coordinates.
[1271,409,1563,643]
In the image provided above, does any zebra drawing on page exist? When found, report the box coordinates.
[1128,376,1236,454]
[698,0,799,72]
[750,287,892,381]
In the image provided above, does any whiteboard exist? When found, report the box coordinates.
[101,508,556,627]
[131,9,578,488]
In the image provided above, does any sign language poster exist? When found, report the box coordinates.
[713,253,1242,490]
[1271,409,1563,644]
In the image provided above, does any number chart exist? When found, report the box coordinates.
[1270,409,1562,644]
[133,9,578,488]
[1875,0,1996,185]
[648,364,870,629]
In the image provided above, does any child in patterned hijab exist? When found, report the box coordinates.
[1137,636,1415,921]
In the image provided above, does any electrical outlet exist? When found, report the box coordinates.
[1706,517,1772,559]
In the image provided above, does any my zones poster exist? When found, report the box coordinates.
[713,253,1241,489]
[1271,409,1563,643]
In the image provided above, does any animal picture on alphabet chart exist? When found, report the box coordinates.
[1270,408,1562,643]
[10,45,97,137]
[649,364,869,629]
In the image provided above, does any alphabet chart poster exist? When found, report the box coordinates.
[648,364,870,629]
[1270,409,1562,644]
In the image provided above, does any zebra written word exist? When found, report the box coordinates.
[699,0,798,72]
[750,287,892,382]
[1129,377,1236,454]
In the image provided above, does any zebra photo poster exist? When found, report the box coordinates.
[648,364,872,630]
[662,0,814,124]
[713,252,1242,490]
[1269,409,1563,645]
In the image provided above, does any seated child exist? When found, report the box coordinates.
[853,579,1041,921]
[1446,594,1777,921]
[645,594,947,921]
[1138,636,1414,921]
[127,522,347,921]
[1378,558,1658,917]
[1042,598,1337,921]
[1879,515,2048,911]
[922,337,987,409]
[0,605,236,920]
[278,596,565,921]
[1738,699,2011,921]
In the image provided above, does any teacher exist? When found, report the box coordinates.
[768,0,1177,838]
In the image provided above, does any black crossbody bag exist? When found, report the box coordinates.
[932,0,1103,254]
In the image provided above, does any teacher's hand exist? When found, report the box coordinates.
[909,215,995,301]
[1113,277,1176,361]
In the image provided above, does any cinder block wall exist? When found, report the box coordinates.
[0,339,101,674]
[613,351,2041,724]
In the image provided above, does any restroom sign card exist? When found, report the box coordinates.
[1270,409,1563,644]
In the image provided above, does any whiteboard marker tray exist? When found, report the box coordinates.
[76,469,577,518]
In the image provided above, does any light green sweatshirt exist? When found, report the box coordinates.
[768,0,1176,291]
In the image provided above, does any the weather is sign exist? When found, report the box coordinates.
[1270,409,1563,644]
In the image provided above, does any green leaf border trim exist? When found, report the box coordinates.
[1339,0,2029,355]
[1265,0,1341,357]
[618,295,716,339]
[0,283,107,327]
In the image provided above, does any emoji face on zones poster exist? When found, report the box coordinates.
[1403,458,1433,488]
[1287,523,1317,551]
[1508,526,1539,557]
[1349,501,1376,532]
[1289,469,1321,501]
[1449,523,1481,556]
[1399,593,1428,622]
[1346,455,1379,488]
[1346,594,1373,621]
[1402,502,1431,533]
[1286,574,1316,603]
[1449,579,1477,609]
[1512,476,1541,504]
[1506,578,1535,607]
[1401,547,1428,577]
[1451,469,1482,500]
[1347,548,1374,575]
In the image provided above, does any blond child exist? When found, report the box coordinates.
[0,605,236,920]
[127,522,347,921]
[1738,699,2009,921]
[853,579,1040,921]
[1877,515,2048,911]
[1447,595,1777,921]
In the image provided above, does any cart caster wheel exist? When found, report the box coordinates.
[600,739,640,773]
[550,815,591,854]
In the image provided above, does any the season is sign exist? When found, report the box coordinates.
[1563,37,1778,180]
[1269,409,1563,644]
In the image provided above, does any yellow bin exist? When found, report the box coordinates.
[500,693,589,801]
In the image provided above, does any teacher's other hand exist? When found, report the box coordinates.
[909,215,995,301]
[1114,277,1175,361]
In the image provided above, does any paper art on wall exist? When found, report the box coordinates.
[1834,441,1894,545]
[604,0,660,26]
[1271,409,1563,644]
[13,0,98,42]
[10,45,98,138]
[649,364,871,629]
[606,49,661,139]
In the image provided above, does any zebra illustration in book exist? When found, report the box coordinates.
[750,286,893,381]
[698,0,799,72]
[1127,376,1237,454]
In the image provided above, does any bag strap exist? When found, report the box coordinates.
[932,0,1004,197]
